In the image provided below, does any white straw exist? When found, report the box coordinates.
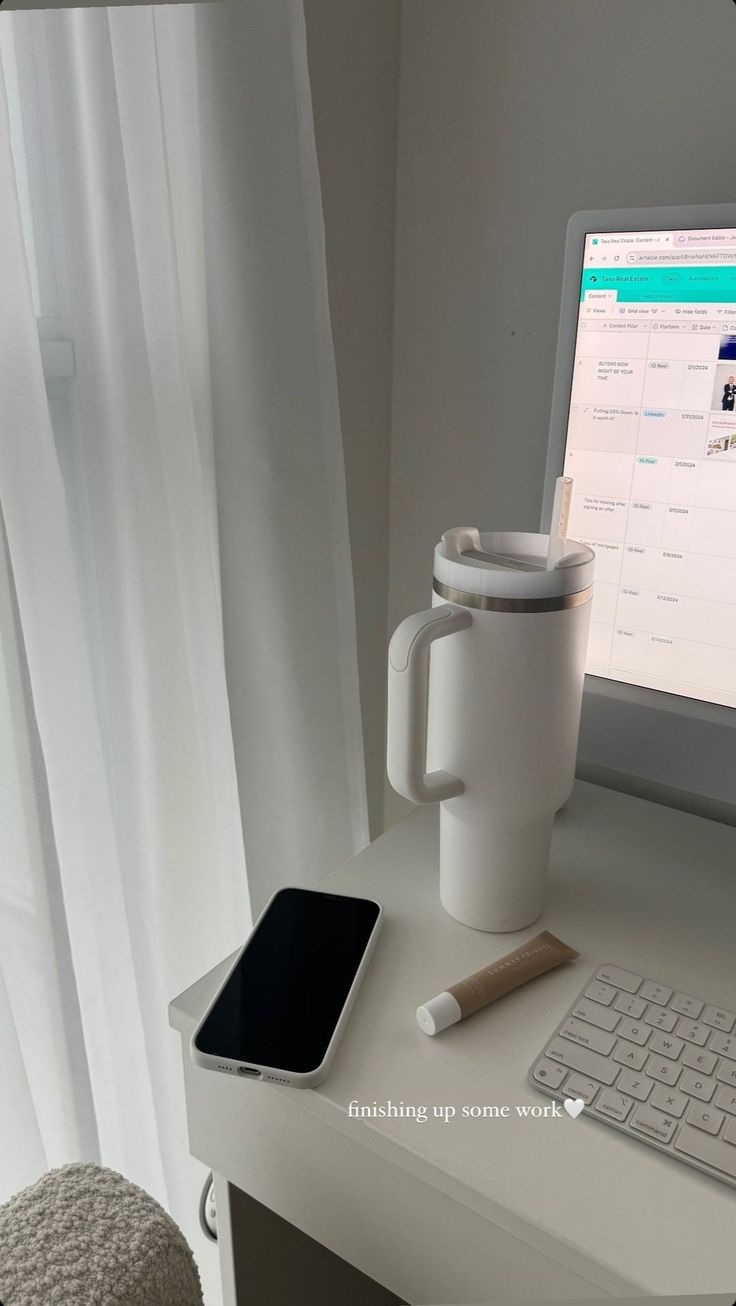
[546,476,573,570]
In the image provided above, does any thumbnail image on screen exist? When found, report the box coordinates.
[563,227,736,709]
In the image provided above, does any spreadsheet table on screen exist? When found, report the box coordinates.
[563,226,736,709]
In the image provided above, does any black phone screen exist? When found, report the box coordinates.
[193,887,381,1073]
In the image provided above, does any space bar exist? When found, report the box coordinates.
[545,1037,618,1085]
[675,1125,736,1179]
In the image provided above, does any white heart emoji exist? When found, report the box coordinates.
[564,1097,585,1119]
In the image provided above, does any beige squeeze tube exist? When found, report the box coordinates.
[416,931,578,1036]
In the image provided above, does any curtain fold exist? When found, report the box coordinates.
[0,4,366,1301]
[195,0,369,914]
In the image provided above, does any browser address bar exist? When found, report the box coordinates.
[628,249,736,264]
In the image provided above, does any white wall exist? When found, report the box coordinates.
[305,0,400,836]
[386,0,736,823]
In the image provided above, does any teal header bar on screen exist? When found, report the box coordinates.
[580,265,736,303]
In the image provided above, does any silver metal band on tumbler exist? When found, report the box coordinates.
[432,578,593,614]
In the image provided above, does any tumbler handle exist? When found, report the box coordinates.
[387,605,472,804]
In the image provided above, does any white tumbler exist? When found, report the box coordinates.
[387,527,594,932]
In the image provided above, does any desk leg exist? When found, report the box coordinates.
[213,1175,405,1306]
[212,1173,239,1306]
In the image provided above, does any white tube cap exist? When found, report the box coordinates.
[416,990,462,1036]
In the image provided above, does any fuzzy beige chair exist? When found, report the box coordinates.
[0,1163,204,1306]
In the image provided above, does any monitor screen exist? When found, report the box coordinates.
[563,226,736,710]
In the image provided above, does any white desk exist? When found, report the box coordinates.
[170,782,736,1306]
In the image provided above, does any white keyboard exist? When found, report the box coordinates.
[530,963,736,1189]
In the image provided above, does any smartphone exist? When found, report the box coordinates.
[190,886,383,1088]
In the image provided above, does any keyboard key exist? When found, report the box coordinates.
[680,1069,716,1101]
[671,992,703,1019]
[675,1124,736,1179]
[560,1017,616,1056]
[617,1017,650,1046]
[545,1037,619,1085]
[571,998,620,1032]
[594,1089,633,1122]
[585,981,616,1006]
[644,1005,677,1032]
[725,1117,736,1147]
[613,993,646,1019]
[630,1104,677,1143]
[646,1056,681,1087]
[640,981,672,1005]
[597,965,642,993]
[616,1069,654,1101]
[682,1046,716,1075]
[651,1083,688,1117]
[715,1086,736,1115]
[533,1058,567,1089]
[687,1102,724,1135]
[649,1031,684,1060]
[702,1006,735,1033]
[613,1040,648,1071]
[716,1059,736,1089]
[709,1033,736,1059]
[675,1019,710,1046]
[563,1073,598,1104]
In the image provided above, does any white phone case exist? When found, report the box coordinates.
[190,886,383,1089]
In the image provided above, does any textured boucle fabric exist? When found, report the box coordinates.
[0,1162,204,1306]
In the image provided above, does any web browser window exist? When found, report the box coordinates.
[564,228,736,709]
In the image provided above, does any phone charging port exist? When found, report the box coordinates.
[237,1066,261,1077]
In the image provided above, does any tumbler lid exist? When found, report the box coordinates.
[434,528,594,600]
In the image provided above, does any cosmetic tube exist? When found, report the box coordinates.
[416,930,578,1035]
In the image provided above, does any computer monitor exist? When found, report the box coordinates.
[543,204,736,815]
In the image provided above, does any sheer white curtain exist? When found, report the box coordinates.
[193,1,369,913]
[0,2,366,1300]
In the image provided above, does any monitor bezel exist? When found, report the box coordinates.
[543,203,736,814]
